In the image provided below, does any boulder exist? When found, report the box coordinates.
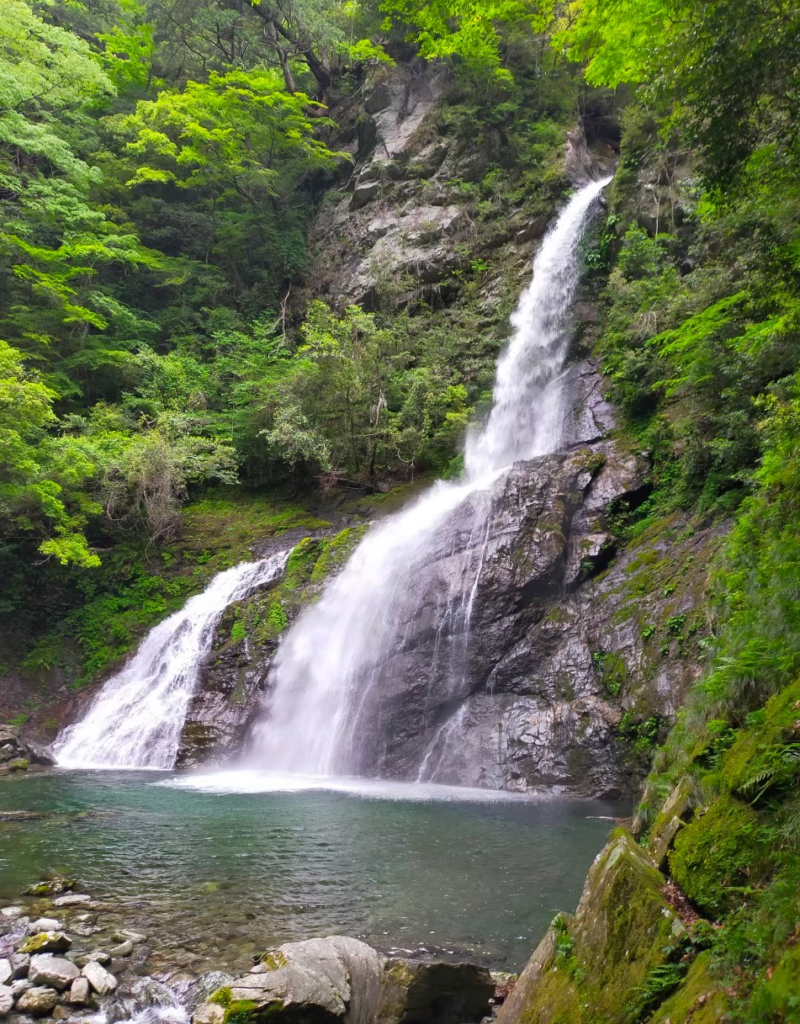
[109,940,133,958]
[377,960,495,1024]
[29,955,80,990]
[81,961,118,996]
[20,932,71,955]
[0,985,12,1018]
[220,936,383,1024]
[17,985,60,1016]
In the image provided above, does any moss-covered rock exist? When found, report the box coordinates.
[669,793,767,918]
[497,831,687,1024]
[647,953,728,1024]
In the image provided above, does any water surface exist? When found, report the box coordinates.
[0,770,624,972]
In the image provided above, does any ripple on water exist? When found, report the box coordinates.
[0,769,627,972]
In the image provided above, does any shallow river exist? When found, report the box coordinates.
[0,770,625,973]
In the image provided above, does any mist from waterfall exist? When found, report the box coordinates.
[254,177,611,778]
[54,552,288,769]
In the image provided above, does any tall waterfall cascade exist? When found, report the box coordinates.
[255,177,611,780]
[54,552,288,769]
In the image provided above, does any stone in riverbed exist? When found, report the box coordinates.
[53,895,92,909]
[17,985,60,1016]
[76,952,111,968]
[0,962,10,987]
[29,955,80,990]
[108,940,133,958]
[12,979,32,997]
[111,929,147,945]
[81,961,117,996]
[67,977,91,1006]
[20,933,71,955]
[22,878,76,898]
[0,985,13,1017]
[0,908,23,920]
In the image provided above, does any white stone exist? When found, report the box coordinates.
[0,963,10,988]
[0,907,23,919]
[0,985,12,1018]
[81,961,117,996]
[53,894,92,908]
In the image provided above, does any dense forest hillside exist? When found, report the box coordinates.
[3,0,800,1020]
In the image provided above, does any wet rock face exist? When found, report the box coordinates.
[338,372,649,796]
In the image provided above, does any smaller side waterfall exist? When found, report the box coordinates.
[54,552,288,770]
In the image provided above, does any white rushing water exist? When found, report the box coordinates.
[54,552,288,769]
[254,178,611,778]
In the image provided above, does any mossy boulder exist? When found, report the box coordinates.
[20,932,72,955]
[748,941,800,1022]
[669,793,767,918]
[497,831,687,1024]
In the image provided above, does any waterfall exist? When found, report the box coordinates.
[254,178,611,779]
[54,552,288,770]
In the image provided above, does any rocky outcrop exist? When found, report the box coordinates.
[0,727,55,776]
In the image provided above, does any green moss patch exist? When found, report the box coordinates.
[669,793,767,917]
